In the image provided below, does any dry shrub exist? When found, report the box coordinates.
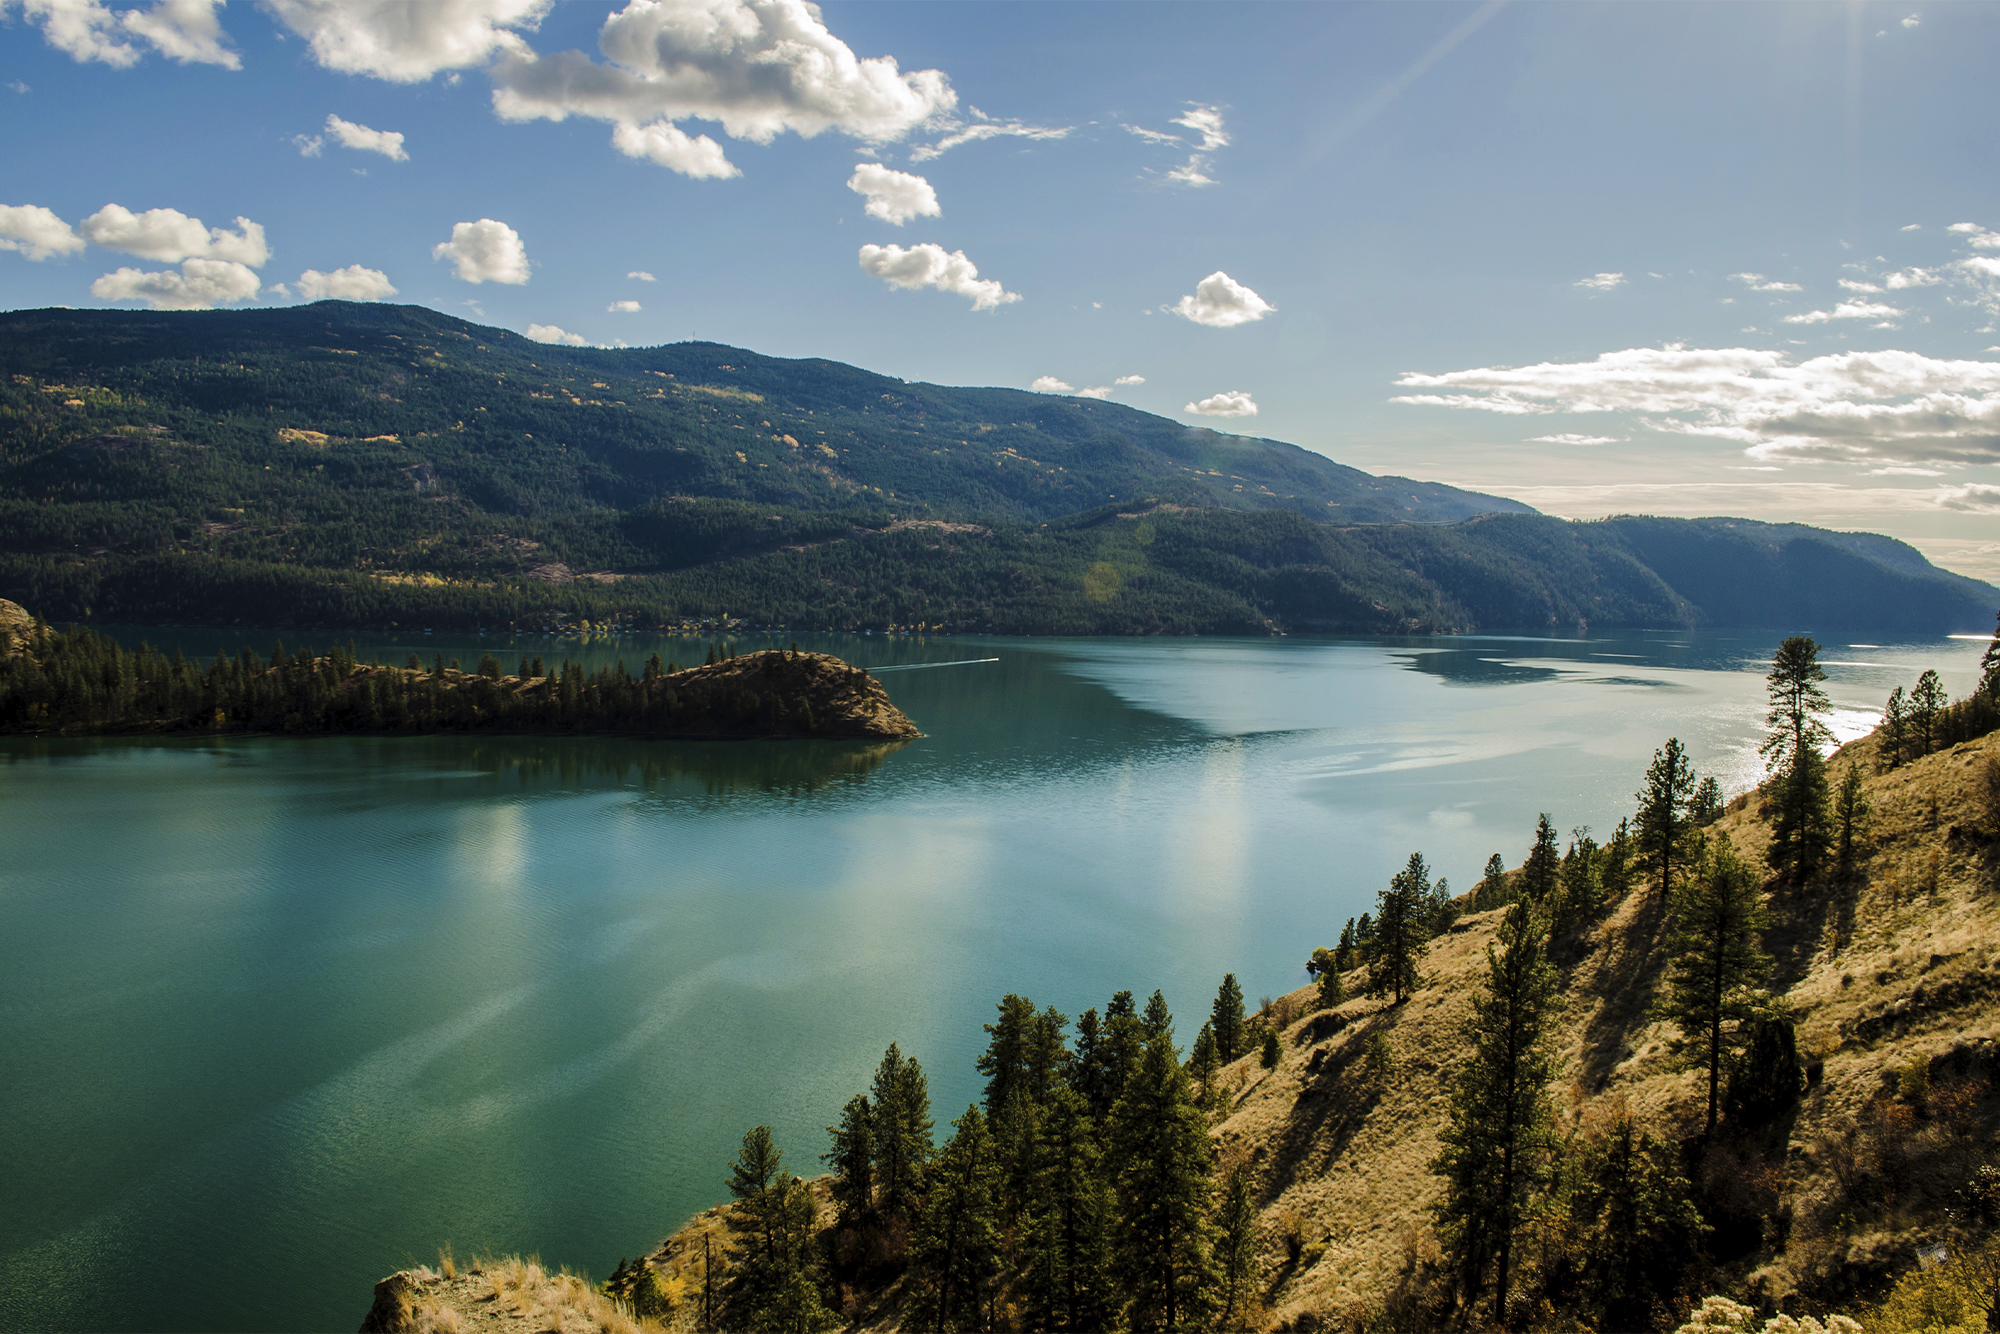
[436,1243,456,1281]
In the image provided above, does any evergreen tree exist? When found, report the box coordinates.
[909,1105,1003,1333]
[1556,828,1601,931]
[1083,991,1147,1120]
[1259,1031,1280,1069]
[870,1043,934,1232]
[1982,608,2000,700]
[1433,901,1559,1323]
[1024,1005,1072,1105]
[1880,685,1909,769]
[1520,815,1562,904]
[1316,956,1345,1009]
[1333,917,1358,973]
[1602,818,1635,902]
[1108,1040,1218,1331]
[1836,762,1871,869]
[977,993,1040,1115]
[1762,636,1835,883]
[1021,1086,1116,1334]
[991,1090,1045,1236]
[1214,1167,1259,1330]
[722,1127,835,1333]
[1474,853,1510,911]
[1659,836,1772,1137]
[1210,974,1246,1064]
[1142,989,1175,1049]
[1634,737,1698,900]
[1188,1023,1220,1107]
[1069,1008,1107,1113]
[1372,852,1428,1003]
[1691,776,1724,825]
[1571,1113,1707,1331]
[1912,668,1949,757]
[823,1094,873,1226]
[1722,1011,1806,1129]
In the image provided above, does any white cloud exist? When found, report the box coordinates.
[1129,102,1228,187]
[1732,272,1803,292]
[79,204,268,266]
[1076,386,1114,399]
[1115,374,1145,386]
[1528,433,1620,445]
[1124,125,1180,147]
[1391,343,2000,466]
[524,322,586,346]
[1902,13,1920,27]
[1885,267,1940,289]
[1171,104,1229,152]
[432,218,529,284]
[1163,159,1217,187]
[490,0,955,177]
[1186,390,1257,417]
[1902,223,1922,231]
[607,298,640,312]
[909,110,1069,163]
[1840,279,1883,293]
[324,114,408,160]
[261,0,548,82]
[857,242,1018,310]
[91,257,259,309]
[1030,375,1073,393]
[609,118,738,178]
[11,0,239,68]
[1166,270,1273,327]
[627,269,655,281]
[0,204,85,261]
[847,163,939,225]
[1867,465,1944,476]
[1575,272,1626,291]
[1935,483,2000,511]
[294,133,324,157]
[296,265,397,300]
[1784,300,1904,323]
[6,80,26,92]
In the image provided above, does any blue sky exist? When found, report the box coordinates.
[4,0,1999,579]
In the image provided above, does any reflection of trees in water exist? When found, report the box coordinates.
[453,735,912,796]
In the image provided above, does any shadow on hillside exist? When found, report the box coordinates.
[1254,1017,1391,1207]
[1764,865,1867,991]
[1570,888,1673,1094]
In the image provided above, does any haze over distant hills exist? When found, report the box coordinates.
[0,303,1990,636]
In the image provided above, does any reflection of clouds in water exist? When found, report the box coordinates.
[456,800,528,889]
[1165,740,1249,909]
[1428,806,1477,829]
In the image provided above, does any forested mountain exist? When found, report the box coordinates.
[0,303,1990,635]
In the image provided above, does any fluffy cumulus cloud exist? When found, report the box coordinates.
[260,0,549,82]
[1167,271,1274,327]
[91,256,259,309]
[609,119,737,178]
[1030,375,1073,393]
[1575,272,1626,291]
[1391,344,2000,465]
[296,265,397,301]
[909,108,1069,163]
[857,242,1018,310]
[324,114,408,160]
[607,299,640,312]
[489,0,955,178]
[433,218,529,284]
[627,269,655,281]
[1115,374,1145,386]
[1731,272,1803,292]
[1034,373,1142,399]
[80,204,268,265]
[525,322,586,346]
[847,163,939,225]
[0,204,85,260]
[1529,433,1620,445]
[11,0,239,68]
[1186,390,1257,417]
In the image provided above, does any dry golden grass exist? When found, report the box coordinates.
[361,1252,666,1334]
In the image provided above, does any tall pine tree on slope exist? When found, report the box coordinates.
[1021,1085,1115,1334]
[1108,1038,1217,1331]
[1659,836,1772,1137]
[1635,737,1699,900]
[1433,900,1560,1324]
[1762,635,1834,884]
[910,1105,1003,1333]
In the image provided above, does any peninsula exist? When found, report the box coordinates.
[0,600,919,741]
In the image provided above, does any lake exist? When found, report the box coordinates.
[0,626,1987,1332]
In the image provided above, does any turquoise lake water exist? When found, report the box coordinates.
[0,627,1988,1331]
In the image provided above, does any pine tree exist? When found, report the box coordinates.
[1024,1005,1072,1105]
[1210,974,1246,1063]
[1473,853,1510,911]
[1142,990,1175,1049]
[1373,852,1428,1003]
[1762,636,1835,883]
[1214,1167,1259,1330]
[823,1094,873,1226]
[1520,815,1562,904]
[1108,1040,1218,1331]
[1658,836,1772,1137]
[722,1127,835,1333]
[909,1105,1003,1332]
[870,1043,934,1232]
[977,993,1040,1115]
[1188,1023,1220,1106]
[1912,668,1948,757]
[1691,776,1724,825]
[1634,738,1698,899]
[1333,917,1358,973]
[1880,685,1909,770]
[1572,1112,1707,1331]
[1982,608,2000,700]
[1021,1086,1116,1334]
[1432,901,1559,1323]
[1836,762,1871,869]
[1259,1031,1281,1069]
[1556,827,1601,931]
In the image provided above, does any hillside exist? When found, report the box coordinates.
[360,703,2000,1333]
[1,304,1991,636]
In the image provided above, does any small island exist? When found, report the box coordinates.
[0,600,920,742]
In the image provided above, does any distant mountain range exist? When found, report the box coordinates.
[0,302,1990,636]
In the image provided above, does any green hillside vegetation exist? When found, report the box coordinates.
[0,601,918,741]
[360,634,2000,1334]
[1,304,1991,636]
